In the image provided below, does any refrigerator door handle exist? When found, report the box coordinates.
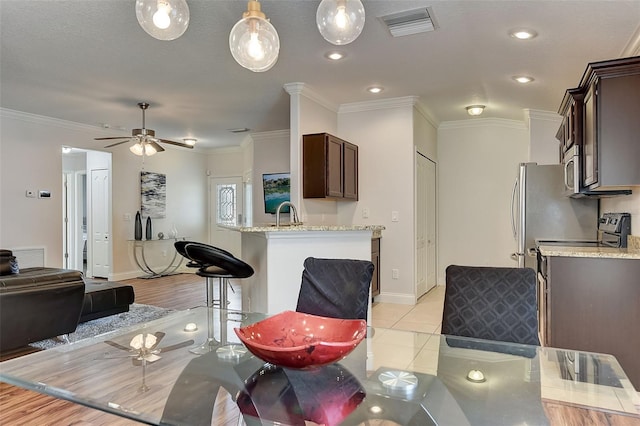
[510,177,518,240]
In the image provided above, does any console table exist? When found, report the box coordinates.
[130,237,185,279]
[1,306,638,425]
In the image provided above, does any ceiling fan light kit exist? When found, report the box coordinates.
[135,0,190,41]
[316,0,366,46]
[229,0,280,72]
[96,102,194,156]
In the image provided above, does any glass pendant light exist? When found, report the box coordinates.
[135,0,190,41]
[316,0,365,45]
[229,0,280,72]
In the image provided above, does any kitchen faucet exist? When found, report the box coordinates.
[276,201,300,227]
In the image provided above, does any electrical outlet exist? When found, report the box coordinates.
[392,269,399,279]
[362,208,370,218]
[391,211,399,222]
[123,213,132,221]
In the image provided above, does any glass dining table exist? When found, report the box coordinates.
[1,306,638,425]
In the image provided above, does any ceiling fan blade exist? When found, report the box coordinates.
[103,140,132,148]
[158,138,194,149]
[95,136,129,141]
[149,141,165,152]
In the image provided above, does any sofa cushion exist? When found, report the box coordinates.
[0,267,83,288]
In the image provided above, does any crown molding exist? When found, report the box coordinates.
[338,96,419,114]
[283,82,338,113]
[250,129,290,144]
[1,107,121,135]
[524,109,561,122]
[438,117,527,131]
[621,24,640,57]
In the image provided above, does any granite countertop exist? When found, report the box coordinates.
[538,242,640,260]
[221,224,385,235]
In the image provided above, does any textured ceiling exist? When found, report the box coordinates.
[1,1,639,149]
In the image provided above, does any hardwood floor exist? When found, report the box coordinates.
[0,272,236,426]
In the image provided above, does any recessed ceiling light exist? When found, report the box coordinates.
[513,75,534,84]
[509,29,537,40]
[367,86,384,94]
[466,105,485,116]
[325,51,345,61]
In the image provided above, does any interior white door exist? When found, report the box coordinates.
[91,169,110,278]
[416,152,437,298]
[210,176,243,256]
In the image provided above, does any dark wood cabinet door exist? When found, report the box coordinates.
[326,136,344,197]
[371,238,380,297]
[303,133,358,200]
[582,83,598,187]
[343,142,358,200]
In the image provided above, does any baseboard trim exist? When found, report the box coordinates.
[374,292,416,305]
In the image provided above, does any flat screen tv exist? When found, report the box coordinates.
[263,173,290,214]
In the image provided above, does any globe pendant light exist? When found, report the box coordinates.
[229,0,280,72]
[135,0,190,41]
[316,0,365,45]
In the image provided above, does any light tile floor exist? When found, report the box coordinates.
[371,284,445,334]
[372,285,640,413]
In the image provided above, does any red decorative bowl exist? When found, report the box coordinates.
[234,311,367,369]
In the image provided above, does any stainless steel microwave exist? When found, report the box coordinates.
[562,145,580,196]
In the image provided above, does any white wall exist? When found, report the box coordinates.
[250,130,290,225]
[526,109,562,165]
[0,108,209,279]
[1,109,102,267]
[286,84,340,224]
[437,119,529,284]
[338,98,419,304]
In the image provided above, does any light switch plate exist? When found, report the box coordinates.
[391,211,399,222]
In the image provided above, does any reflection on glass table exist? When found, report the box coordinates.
[0,306,638,426]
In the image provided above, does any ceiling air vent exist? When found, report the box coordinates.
[380,7,438,37]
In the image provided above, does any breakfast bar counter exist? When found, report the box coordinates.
[222,224,384,316]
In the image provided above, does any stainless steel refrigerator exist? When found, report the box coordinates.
[511,163,598,269]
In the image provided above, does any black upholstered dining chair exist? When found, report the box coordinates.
[295,257,374,320]
[441,265,540,346]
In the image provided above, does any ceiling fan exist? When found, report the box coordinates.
[96,102,194,156]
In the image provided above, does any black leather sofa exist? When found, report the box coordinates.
[0,267,135,352]
[0,267,86,352]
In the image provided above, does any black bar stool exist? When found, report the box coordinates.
[176,242,254,354]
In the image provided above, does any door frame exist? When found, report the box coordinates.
[415,151,438,299]
[209,175,244,256]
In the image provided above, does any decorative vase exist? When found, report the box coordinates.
[146,217,152,240]
[134,211,143,240]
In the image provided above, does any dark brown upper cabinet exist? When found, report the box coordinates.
[303,133,358,200]
[558,56,640,192]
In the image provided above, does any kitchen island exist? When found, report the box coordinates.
[222,224,384,318]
